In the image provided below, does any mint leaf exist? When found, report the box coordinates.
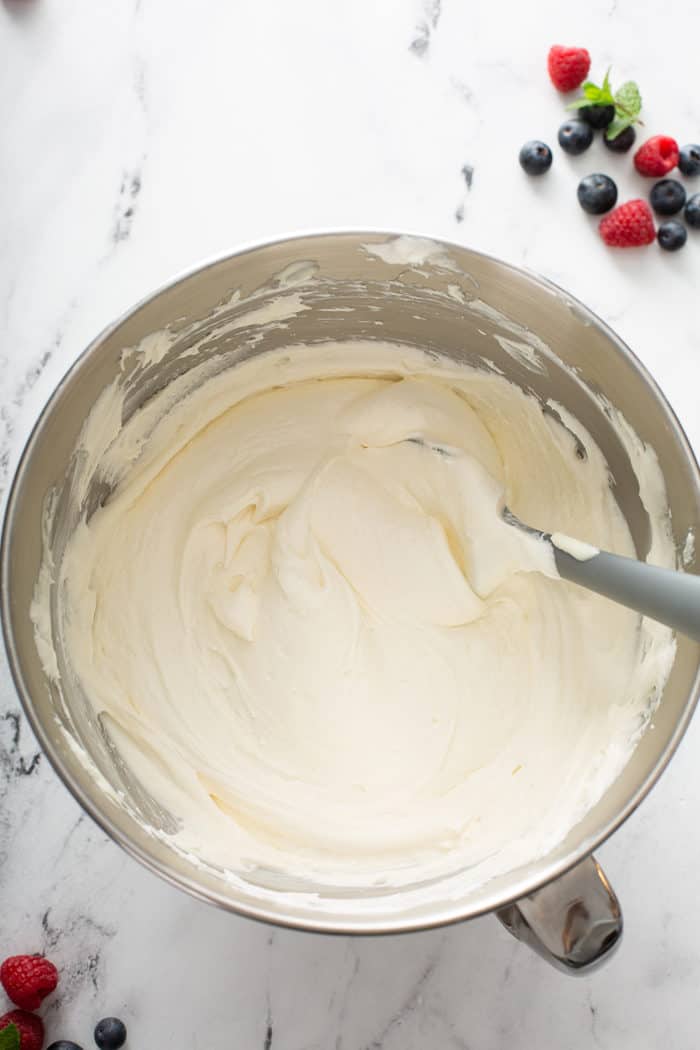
[568,69,615,113]
[582,81,603,100]
[568,70,643,132]
[614,80,641,118]
[606,115,634,141]
[0,1024,21,1050]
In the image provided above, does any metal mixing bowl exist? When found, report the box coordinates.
[3,232,699,970]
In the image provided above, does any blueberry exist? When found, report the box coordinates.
[580,104,615,129]
[650,179,687,216]
[679,144,700,176]
[684,197,700,232]
[557,119,593,155]
[519,140,552,175]
[47,1044,83,1050]
[657,220,687,251]
[604,126,636,153]
[577,173,618,215]
[94,1018,126,1050]
[685,193,700,228]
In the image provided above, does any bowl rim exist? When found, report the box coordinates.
[2,227,700,934]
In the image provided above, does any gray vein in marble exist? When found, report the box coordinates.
[112,169,143,245]
[1,710,20,751]
[0,326,62,495]
[55,812,87,864]
[133,56,148,112]
[42,907,61,950]
[363,948,442,1049]
[321,941,363,1049]
[450,77,474,103]
[0,709,42,790]
[461,164,474,190]
[108,47,148,248]
[41,907,117,1011]
[333,944,361,1029]
[587,991,604,1048]
[0,703,44,871]
[262,930,276,1048]
[263,981,274,1050]
[79,952,100,994]
[16,751,41,776]
[409,0,442,57]
[454,165,474,225]
[12,348,52,405]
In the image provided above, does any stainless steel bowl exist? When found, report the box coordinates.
[3,232,699,971]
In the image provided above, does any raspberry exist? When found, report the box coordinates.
[633,135,680,177]
[547,45,591,92]
[599,199,656,247]
[0,1010,45,1050]
[0,956,58,1011]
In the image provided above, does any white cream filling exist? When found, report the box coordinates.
[34,341,676,890]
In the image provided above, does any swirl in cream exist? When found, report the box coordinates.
[37,342,676,889]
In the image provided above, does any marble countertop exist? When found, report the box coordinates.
[2,0,700,1046]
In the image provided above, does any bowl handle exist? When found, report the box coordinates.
[496,855,622,973]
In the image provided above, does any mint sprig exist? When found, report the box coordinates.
[568,68,615,110]
[568,69,643,141]
[608,81,642,139]
[0,1023,20,1050]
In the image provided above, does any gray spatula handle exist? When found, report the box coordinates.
[553,546,700,641]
